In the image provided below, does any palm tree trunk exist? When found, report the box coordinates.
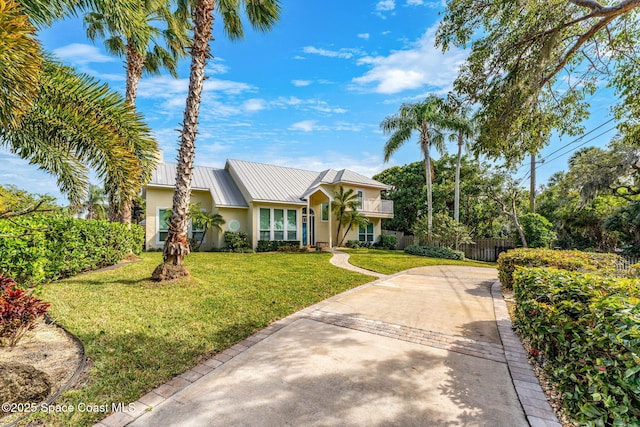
[421,122,433,243]
[153,0,214,280]
[117,42,146,224]
[454,133,463,222]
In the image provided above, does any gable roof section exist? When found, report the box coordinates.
[226,159,318,204]
[147,162,248,208]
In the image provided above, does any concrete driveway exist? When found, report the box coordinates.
[97,263,559,427]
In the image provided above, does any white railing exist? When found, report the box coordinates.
[360,199,394,215]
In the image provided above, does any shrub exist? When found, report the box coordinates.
[256,240,301,252]
[224,232,251,252]
[497,248,621,289]
[345,240,361,249]
[516,213,556,248]
[0,217,144,286]
[0,276,50,347]
[373,234,398,250]
[512,267,640,426]
[404,245,465,260]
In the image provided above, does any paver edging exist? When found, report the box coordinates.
[491,280,562,427]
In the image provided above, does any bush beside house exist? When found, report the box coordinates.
[0,217,144,286]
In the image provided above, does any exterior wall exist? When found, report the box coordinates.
[145,187,214,251]
[214,207,251,249]
[340,217,382,245]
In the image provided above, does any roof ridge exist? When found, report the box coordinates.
[227,158,320,174]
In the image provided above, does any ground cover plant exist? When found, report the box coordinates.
[32,251,370,426]
[512,267,640,426]
[0,276,50,347]
[343,249,494,275]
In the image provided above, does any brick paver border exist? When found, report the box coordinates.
[96,262,561,427]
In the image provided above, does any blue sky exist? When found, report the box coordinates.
[1,0,620,204]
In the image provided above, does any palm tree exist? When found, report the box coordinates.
[381,95,453,241]
[1,0,159,209]
[83,184,108,220]
[83,0,191,222]
[153,0,280,280]
[331,186,359,246]
[339,211,368,247]
[189,203,225,251]
[1,59,158,209]
[443,94,475,223]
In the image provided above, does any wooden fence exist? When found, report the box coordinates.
[382,230,515,262]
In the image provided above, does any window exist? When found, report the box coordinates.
[359,222,374,243]
[158,208,172,242]
[356,190,364,209]
[287,210,297,240]
[259,208,298,240]
[157,208,203,243]
[321,202,329,221]
[260,208,271,240]
[274,209,284,240]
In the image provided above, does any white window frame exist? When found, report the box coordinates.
[358,222,374,243]
[356,189,365,210]
[258,207,298,241]
[321,202,330,222]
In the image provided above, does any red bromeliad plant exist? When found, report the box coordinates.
[0,276,50,347]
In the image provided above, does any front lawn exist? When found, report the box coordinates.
[35,251,372,426]
[344,249,496,275]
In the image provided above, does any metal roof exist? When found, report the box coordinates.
[147,159,389,206]
[147,163,248,208]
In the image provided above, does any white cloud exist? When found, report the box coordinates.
[266,152,388,179]
[292,80,312,87]
[52,43,115,65]
[243,98,267,112]
[357,33,370,40]
[289,120,329,132]
[376,0,395,11]
[406,0,443,7]
[302,46,361,59]
[137,76,256,99]
[351,25,467,94]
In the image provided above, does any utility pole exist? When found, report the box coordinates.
[530,152,536,213]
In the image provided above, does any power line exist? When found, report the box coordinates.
[538,117,616,162]
[539,126,617,166]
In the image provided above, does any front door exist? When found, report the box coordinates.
[302,208,315,245]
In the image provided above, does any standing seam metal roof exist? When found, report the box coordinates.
[147,163,248,208]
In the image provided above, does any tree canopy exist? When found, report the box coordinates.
[437,0,640,164]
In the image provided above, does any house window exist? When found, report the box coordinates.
[260,208,298,240]
[359,222,374,243]
[287,210,297,240]
[356,190,364,209]
[260,208,271,240]
[321,202,329,221]
[158,208,171,242]
[157,208,202,243]
[274,209,284,240]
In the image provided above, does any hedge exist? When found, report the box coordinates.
[404,244,465,260]
[512,267,640,426]
[256,240,301,252]
[497,248,621,289]
[0,216,144,286]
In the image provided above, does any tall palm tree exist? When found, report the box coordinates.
[84,0,191,222]
[381,95,453,241]
[331,186,359,246]
[153,0,280,280]
[443,94,475,223]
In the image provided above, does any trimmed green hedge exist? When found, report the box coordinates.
[404,244,465,260]
[513,267,640,426]
[497,248,621,289]
[0,216,144,286]
[256,240,301,252]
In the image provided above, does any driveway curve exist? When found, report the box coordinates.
[97,254,560,427]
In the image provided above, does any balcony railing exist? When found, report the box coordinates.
[359,199,394,215]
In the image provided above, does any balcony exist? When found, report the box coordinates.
[359,199,394,217]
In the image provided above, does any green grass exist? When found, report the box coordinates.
[343,249,496,275]
[34,252,372,426]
